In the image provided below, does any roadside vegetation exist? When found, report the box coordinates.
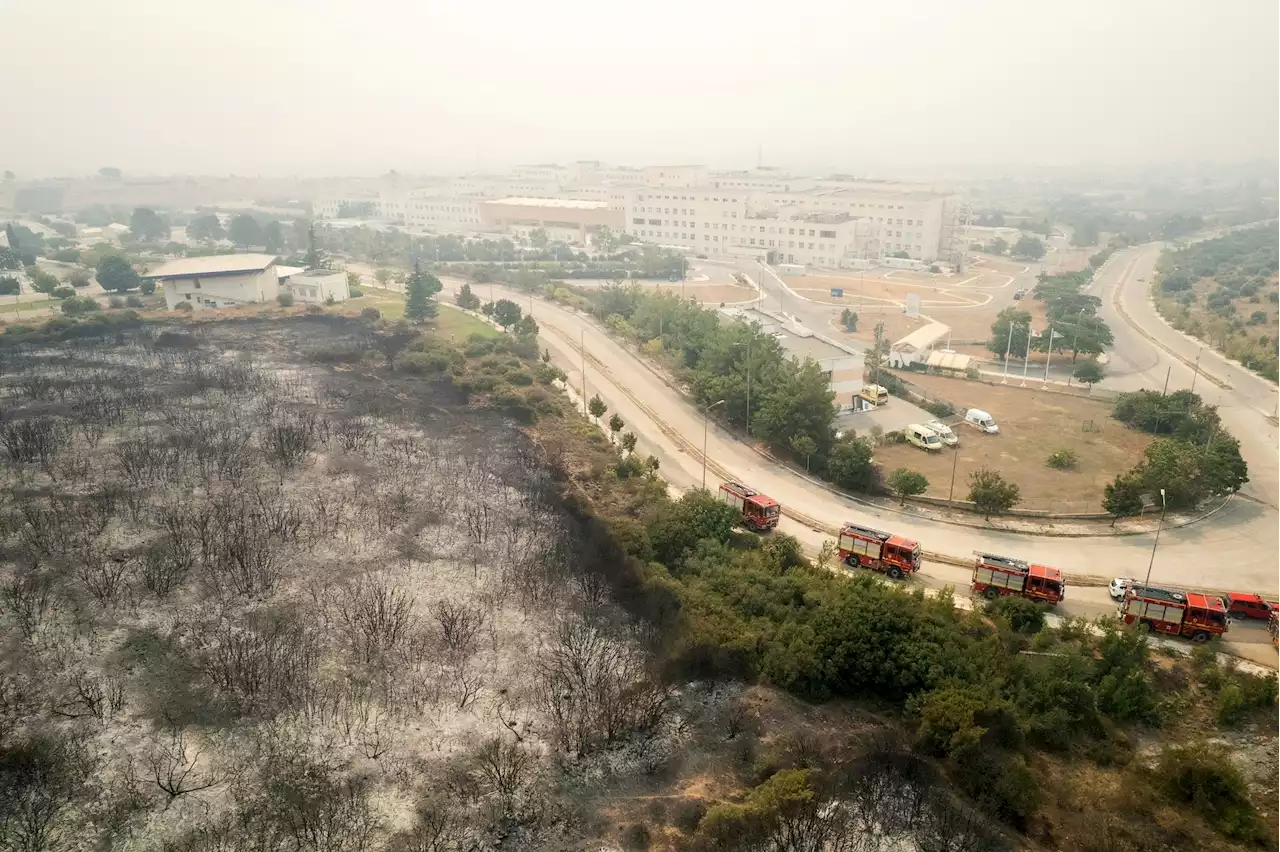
[1152,226,1279,381]
[0,307,1274,851]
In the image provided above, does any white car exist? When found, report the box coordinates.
[926,420,959,446]
[1109,577,1133,601]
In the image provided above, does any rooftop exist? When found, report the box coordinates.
[144,253,278,279]
[892,321,950,352]
[486,197,610,210]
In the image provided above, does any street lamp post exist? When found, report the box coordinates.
[1190,347,1203,394]
[701,399,726,489]
[1143,488,1168,585]
[1020,331,1033,387]
[734,338,754,436]
[580,329,587,417]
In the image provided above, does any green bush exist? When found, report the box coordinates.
[51,285,75,299]
[276,292,295,307]
[175,301,193,312]
[348,284,363,297]
[1157,744,1269,844]
[107,295,125,309]
[986,595,1047,634]
[125,294,144,308]
[923,399,954,418]
[1046,448,1078,469]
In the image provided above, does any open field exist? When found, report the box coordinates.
[873,372,1151,513]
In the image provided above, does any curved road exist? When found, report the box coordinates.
[441,256,1279,663]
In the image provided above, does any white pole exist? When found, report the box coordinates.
[1021,324,1032,387]
[1043,328,1056,384]
[1001,321,1015,383]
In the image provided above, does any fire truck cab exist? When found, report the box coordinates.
[837,523,920,580]
[971,552,1064,604]
[1119,584,1228,643]
[716,481,780,532]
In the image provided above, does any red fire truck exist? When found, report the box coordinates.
[1118,584,1228,643]
[970,552,1065,605]
[716,481,780,532]
[837,523,920,580]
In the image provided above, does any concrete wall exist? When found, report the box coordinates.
[163,267,278,310]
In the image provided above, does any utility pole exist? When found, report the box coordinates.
[1161,365,1171,396]
[580,329,587,416]
[1190,347,1202,394]
[746,334,753,437]
[1144,489,1168,585]
[1066,308,1085,386]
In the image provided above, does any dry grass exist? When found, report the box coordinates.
[872,373,1150,512]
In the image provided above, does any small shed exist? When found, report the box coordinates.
[925,350,972,374]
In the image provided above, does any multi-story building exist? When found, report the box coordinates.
[478,197,624,244]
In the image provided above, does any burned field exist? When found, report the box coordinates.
[0,316,700,849]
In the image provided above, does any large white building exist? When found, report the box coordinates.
[310,161,964,263]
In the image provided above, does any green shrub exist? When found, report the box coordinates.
[619,823,651,850]
[125,294,144,308]
[986,595,1047,634]
[359,307,381,321]
[175,301,193,312]
[1046,448,1078,469]
[923,399,954,418]
[51,285,75,299]
[1157,744,1269,844]
[107,295,125,309]
[348,284,363,297]
[276,292,295,307]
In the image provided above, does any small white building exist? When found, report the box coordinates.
[146,253,280,310]
[278,267,350,303]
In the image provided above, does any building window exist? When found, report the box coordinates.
[193,280,201,289]
[820,230,836,238]
[184,293,192,301]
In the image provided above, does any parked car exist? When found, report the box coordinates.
[1109,577,1132,601]
[1223,592,1275,621]
[1013,288,1028,300]
[964,408,999,434]
[926,420,959,446]
[905,424,944,452]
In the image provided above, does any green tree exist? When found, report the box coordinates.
[887,468,929,505]
[1201,434,1249,498]
[227,214,262,249]
[371,320,418,371]
[528,228,548,250]
[512,314,538,340]
[987,307,1032,359]
[840,308,858,331]
[456,282,481,310]
[789,434,817,471]
[374,268,394,288]
[864,321,890,384]
[825,436,876,492]
[1013,235,1045,260]
[753,359,836,457]
[405,261,441,322]
[95,255,140,292]
[28,268,59,294]
[262,220,285,253]
[592,226,617,254]
[621,432,637,455]
[129,207,169,242]
[346,271,361,290]
[0,246,20,271]
[608,413,624,443]
[648,489,740,564]
[0,276,20,295]
[303,223,328,269]
[186,213,224,244]
[967,467,1021,518]
[1102,473,1145,526]
[1072,359,1105,388]
[987,236,1009,255]
[1138,438,1206,508]
[588,394,607,421]
[491,299,523,329]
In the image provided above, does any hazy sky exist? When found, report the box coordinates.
[1,0,1276,177]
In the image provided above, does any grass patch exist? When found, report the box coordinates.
[434,306,500,340]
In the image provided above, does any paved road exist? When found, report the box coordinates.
[447,278,1277,605]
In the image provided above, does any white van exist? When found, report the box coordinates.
[964,408,999,434]
[905,424,944,451]
[926,420,959,446]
